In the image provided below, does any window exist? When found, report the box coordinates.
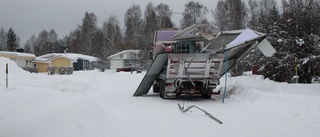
[174,41,195,53]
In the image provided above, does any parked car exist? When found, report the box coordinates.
[116,67,133,72]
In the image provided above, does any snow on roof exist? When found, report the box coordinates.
[65,53,98,62]
[0,51,36,58]
[36,53,98,63]
[226,29,263,49]
[107,50,140,59]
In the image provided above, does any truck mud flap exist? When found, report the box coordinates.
[133,53,169,96]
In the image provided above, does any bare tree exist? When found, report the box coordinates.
[105,15,123,53]
[100,15,123,59]
[124,4,143,49]
[213,0,247,31]
[78,12,99,56]
[180,1,208,29]
[155,3,174,29]
[0,28,7,51]
[31,29,61,56]
[213,0,229,31]
[48,29,61,53]
[68,29,81,53]
[247,0,260,29]
[24,35,36,53]
[24,40,33,53]
[143,2,158,46]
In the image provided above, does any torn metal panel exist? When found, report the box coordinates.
[133,53,169,96]
[257,38,276,57]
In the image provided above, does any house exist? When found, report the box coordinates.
[34,53,98,74]
[34,53,76,74]
[107,50,140,71]
[0,51,36,68]
[66,53,98,71]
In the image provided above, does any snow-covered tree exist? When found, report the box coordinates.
[258,0,320,83]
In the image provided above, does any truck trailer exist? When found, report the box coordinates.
[133,24,276,99]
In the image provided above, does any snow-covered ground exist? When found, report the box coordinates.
[0,56,320,137]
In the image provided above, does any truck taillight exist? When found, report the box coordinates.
[170,59,179,63]
[167,83,174,87]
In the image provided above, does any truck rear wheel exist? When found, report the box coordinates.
[202,89,212,99]
[202,94,211,99]
[153,83,159,93]
[153,79,160,93]
[159,80,166,99]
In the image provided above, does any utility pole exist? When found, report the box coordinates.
[294,58,299,83]
[6,63,8,88]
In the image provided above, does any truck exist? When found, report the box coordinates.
[133,24,276,99]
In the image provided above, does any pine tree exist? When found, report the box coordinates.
[258,0,320,83]
[6,27,18,51]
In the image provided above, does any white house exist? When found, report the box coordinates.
[0,51,36,68]
[107,50,140,70]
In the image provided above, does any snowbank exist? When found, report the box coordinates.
[221,72,320,125]
[0,57,33,90]
[0,65,319,137]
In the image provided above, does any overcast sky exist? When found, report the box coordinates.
[1,0,219,46]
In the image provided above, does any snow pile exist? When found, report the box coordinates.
[0,57,30,75]
[0,57,32,90]
[221,72,320,124]
[0,68,319,137]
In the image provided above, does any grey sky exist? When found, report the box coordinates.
[1,0,219,46]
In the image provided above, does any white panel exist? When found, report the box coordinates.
[172,24,197,40]
[226,29,260,49]
[257,38,276,57]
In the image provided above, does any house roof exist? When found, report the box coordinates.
[107,50,140,59]
[35,53,98,63]
[65,53,98,62]
[155,30,179,43]
[0,51,36,59]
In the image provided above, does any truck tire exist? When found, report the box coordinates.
[202,94,211,99]
[153,80,159,93]
[153,85,159,93]
[202,89,212,99]
[159,80,165,99]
